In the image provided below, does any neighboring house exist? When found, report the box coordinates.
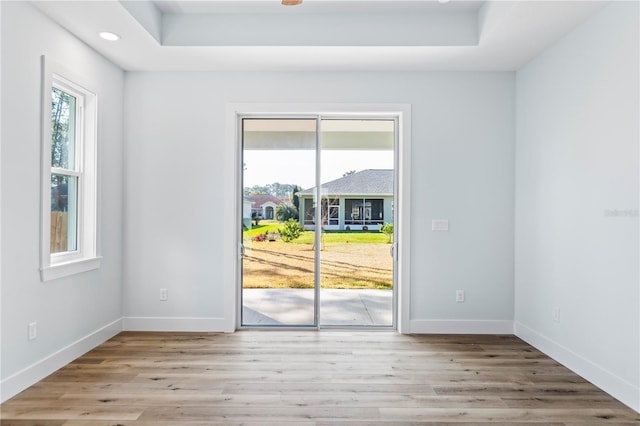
[246,194,288,220]
[243,198,253,229]
[297,169,393,231]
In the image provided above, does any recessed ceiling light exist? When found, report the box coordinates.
[99,32,121,41]
[438,0,451,3]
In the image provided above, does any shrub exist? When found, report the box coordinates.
[381,223,394,243]
[276,203,299,221]
[278,219,304,242]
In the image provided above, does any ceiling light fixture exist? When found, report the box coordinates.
[99,32,121,41]
[438,0,451,3]
[282,0,302,5]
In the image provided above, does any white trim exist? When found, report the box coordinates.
[396,106,411,334]
[0,1,3,405]
[40,56,100,281]
[0,318,122,404]
[123,317,228,332]
[225,103,411,333]
[223,106,241,332]
[515,321,640,413]
[40,256,102,282]
[409,319,514,334]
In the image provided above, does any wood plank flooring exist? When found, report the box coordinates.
[1,331,638,425]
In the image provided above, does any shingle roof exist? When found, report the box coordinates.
[247,194,288,208]
[297,169,393,196]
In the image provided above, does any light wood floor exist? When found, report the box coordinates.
[1,331,638,425]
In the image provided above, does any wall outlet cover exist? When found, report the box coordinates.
[28,322,37,340]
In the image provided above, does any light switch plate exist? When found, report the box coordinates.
[432,219,449,231]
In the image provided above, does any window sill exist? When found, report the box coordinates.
[41,256,102,282]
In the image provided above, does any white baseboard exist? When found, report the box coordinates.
[123,316,228,332]
[515,321,640,413]
[0,318,122,404]
[409,319,514,334]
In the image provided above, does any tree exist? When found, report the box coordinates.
[50,88,75,212]
[307,197,339,251]
[276,203,299,221]
[51,88,74,187]
[245,185,270,196]
[244,182,301,198]
[278,219,304,242]
[51,88,70,170]
[290,185,302,211]
[381,223,394,243]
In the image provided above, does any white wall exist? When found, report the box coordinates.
[2,0,637,414]
[123,71,515,332]
[0,2,124,401]
[515,2,639,411]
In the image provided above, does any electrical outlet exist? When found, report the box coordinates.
[456,290,465,303]
[553,306,560,322]
[28,322,37,340]
[160,288,168,301]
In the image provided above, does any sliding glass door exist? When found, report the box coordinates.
[241,118,317,326]
[319,119,395,326]
[240,116,396,328]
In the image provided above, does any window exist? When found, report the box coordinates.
[50,87,79,253]
[345,198,384,225]
[40,56,100,281]
[303,197,339,226]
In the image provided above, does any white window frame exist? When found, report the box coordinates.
[40,56,101,281]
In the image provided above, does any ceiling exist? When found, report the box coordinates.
[153,0,484,14]
[31,0,607,72]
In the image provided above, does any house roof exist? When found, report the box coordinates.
[246,194,288,208]
[298,169,393,197]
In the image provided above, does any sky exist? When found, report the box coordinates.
[244,149,394,190]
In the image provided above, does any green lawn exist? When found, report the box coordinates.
[292,230,388,244]
[244,220,388,244]
[244,221,282,237]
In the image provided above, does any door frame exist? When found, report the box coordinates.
[223,103,412,333]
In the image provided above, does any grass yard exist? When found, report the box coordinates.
[293,230,388,245]
[244,220,282,237]
[245,221,389,244]
[242,239,393,289]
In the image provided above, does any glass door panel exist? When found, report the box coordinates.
[319,119,395,327]
[241,118,317,326]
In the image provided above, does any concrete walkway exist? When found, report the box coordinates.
[242,288,393,326]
